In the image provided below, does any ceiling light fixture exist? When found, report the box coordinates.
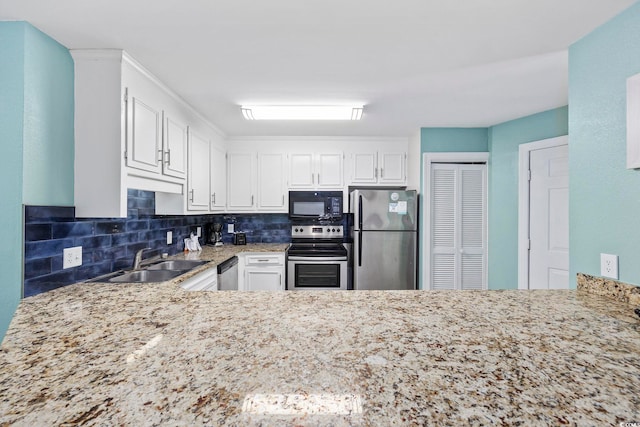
[240,105,364,121]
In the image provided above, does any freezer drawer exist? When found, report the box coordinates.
[353,230,416,290]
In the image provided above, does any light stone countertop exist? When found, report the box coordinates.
[1,266,640,425]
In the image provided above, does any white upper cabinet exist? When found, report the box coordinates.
[258,153,287,211]
[227,152,287,212]
[187,130,210,211]
[289,152,343,189]
[162,113,188,180]
[210,143,227,211]
[72,49,225,217]
[379,151,407,184]
[349,150,406,186]
[125,91,162,174]
[227,152,256,210]
[351,152,378,183]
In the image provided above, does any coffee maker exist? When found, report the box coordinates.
[205,223,224,246]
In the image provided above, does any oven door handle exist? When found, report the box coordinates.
[288,256,348,262]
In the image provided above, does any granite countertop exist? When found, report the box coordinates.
[1,271,640,425]
[90,243,290,287]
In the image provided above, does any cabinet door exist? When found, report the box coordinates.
[126,92,162,174]
[187,130,210,211]
[210,144,227,211]
[288,153,314,188]
[245,269,284,291]
[317,152,343,188]
[379,152,406,184]
[258,153,286,210]
[162,113,188,179]
[227,153,255,209]
[351,152,378,184]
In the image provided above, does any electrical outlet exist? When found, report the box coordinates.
[196,226,202,238]
[228,223,234,233]
[63,246,82,269]
[600,253,619,279]
[167,231,173,245]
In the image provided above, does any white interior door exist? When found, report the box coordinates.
[430,163,487,290]
[528,144,569,289]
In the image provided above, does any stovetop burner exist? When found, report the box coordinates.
[288,224,346,257]
[288,242,347,257]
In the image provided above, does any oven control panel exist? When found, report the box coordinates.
[291,225,343,239]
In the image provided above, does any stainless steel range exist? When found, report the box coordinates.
[287,224,348,290]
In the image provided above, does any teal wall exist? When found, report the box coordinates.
[0,22,74,341]
[420,128,489,153]
[569,2,640,285]
[22,25,74,205]
[420,110,569,289]
[487,106,569,288]
[0,23,26,341]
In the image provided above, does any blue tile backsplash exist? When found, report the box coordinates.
[23,189,293,297]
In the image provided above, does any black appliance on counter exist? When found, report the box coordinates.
[204,223,223,246]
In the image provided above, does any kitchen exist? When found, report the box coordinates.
[3,1,640,425]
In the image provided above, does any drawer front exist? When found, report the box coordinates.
[245,254,283,266]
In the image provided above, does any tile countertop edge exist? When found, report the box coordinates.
[577,272,640,306]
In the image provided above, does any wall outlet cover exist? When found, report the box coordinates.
[600,253,619,280]
[63,246,82,269]
[196,226,202,237]
[167,231,173,245]
[228,223,234,233]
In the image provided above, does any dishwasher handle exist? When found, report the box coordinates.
[217,256,238,274]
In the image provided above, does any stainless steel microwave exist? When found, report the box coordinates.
[288,191,343,221]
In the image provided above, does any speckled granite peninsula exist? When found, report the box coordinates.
[2,253,640,426]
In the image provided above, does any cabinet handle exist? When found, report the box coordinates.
[380,168,384,178]
[251,195,254,206]
[282,195,285,205]
[165,149,171,165]
[312,173,315,185]
[190,189,194,202]
[375,168,378,178]
[317,173,320,184]
[211,193,216,204]
[158,149,163,164]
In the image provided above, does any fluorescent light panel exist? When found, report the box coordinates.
[241,105,364,120]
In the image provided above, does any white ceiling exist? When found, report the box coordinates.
[1,0,637,137]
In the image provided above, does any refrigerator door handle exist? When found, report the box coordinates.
[357,231,362,267]
[358,195,363,230]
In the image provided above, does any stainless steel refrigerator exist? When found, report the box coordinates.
[350,189,417,290]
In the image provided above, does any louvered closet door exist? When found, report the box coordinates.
[430,164,487,290]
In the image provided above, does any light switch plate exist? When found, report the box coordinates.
[600,253,619,279]
[228,223,234,233]
[167,231,173,245]
[63,246,82,269]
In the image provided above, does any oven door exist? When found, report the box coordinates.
[287,256,348,290]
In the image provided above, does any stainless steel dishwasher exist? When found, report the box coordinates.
[217,256,239,290]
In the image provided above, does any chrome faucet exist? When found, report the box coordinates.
[132,247,151,270]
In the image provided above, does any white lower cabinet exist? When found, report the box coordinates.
[238,253,285,291]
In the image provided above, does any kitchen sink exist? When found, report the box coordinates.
[108,269,185,283]
[146,260,208,270]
